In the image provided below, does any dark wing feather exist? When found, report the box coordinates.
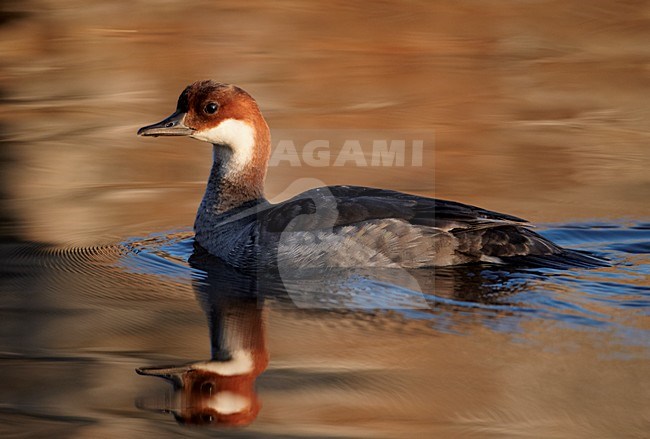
[454,225,561,258]
[259,185,527,233]
[253,185,607,267]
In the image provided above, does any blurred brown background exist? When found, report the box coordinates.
[1,0,648,244]
[0,2,649,438]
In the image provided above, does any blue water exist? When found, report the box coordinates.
[120,221,650,351]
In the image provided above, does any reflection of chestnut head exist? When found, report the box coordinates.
[137,251,269,427]
[137,348,268,427]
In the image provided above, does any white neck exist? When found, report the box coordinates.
[192,119,256,175]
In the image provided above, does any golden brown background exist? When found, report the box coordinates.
[0,1,648,437]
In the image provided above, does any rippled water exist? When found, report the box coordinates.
[1,1,649,437]
[2,225,648,437]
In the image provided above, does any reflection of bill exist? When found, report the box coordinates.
[137,258,268,427]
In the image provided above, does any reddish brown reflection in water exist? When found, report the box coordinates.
[137,297,267,427]
[137,250,269,427]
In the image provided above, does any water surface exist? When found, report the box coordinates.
[0,1,649,437]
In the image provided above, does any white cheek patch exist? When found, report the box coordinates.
[207,391,250,414]
[192,119,255,172]
[193,350,254,376]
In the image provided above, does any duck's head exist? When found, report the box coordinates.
[138,80,271,177]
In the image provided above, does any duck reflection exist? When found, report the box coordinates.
[135,241,536,427]
[137,249,269,427]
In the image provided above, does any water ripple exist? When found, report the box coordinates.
[103,221,650,350]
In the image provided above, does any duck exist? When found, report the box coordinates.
[137,80,604,271]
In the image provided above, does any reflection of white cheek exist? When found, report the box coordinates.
[207,391,250,414]
[194,350,254,376]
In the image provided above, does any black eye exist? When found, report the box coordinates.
[204,102,219,114]
[200,413,214,423]
[200,382,213,396]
